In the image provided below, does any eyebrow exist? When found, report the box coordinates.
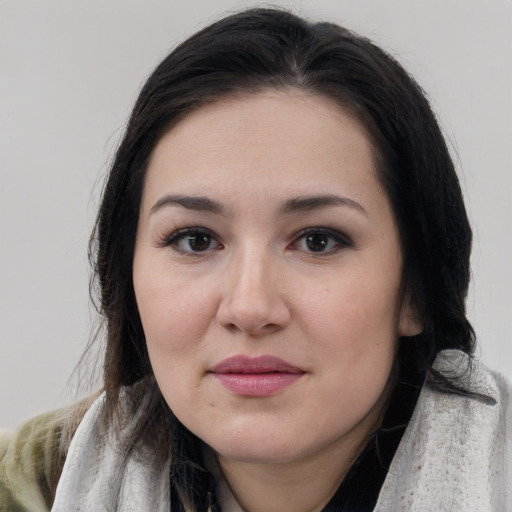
[150,195,225,215]
[150,193,366,217]
[279,195,367,216]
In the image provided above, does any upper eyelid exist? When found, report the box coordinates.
[165,226,215,239]
[292,227,352,244]
[163,228,223,255]
[159,226,352,251]
[160,226,220,248]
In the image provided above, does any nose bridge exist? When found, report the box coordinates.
[218,240,289,334]
[230,241,274,310]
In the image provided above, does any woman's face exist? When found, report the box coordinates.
[133,90,420,466]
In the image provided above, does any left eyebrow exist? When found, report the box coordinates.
[279,195,367,216]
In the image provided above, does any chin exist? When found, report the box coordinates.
[204,427,321,465]
[215,444,303,465]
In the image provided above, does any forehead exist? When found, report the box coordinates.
[141,90,385,213]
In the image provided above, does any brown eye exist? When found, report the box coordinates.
[185,233,213,252]
[305,233,330,252]
[165,228,222,254]
[292,228,352,254]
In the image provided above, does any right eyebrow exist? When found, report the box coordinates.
[150,195,225,215]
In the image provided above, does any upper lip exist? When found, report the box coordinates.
[211,355,304,374]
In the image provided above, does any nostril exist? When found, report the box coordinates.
[227,323,241,334]
[225,322,282,337]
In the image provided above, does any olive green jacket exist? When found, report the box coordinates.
[0,410,67,512]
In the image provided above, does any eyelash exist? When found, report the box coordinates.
[162,227,353,255]
[162,227,222,255]
[290,227,353,254]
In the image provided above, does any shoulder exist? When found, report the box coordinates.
[376,350,512,511]
[426,350,512,444]
[423,350,511,472]
[0,405,87,512]
[431,349,511,404]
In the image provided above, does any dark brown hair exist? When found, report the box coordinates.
[87,8,474,509]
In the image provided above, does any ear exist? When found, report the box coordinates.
[398,292,423,337]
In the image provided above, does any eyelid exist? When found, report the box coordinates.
[161,226,223,254]
[290,227,354,253]
[159,225,352,255]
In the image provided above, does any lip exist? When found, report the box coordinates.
[210,355,305,397]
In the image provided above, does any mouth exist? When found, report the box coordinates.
[210,355,305,397]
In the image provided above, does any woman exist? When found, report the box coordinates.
[1,8,510,512]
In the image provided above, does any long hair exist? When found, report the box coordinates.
[86,8,474,509]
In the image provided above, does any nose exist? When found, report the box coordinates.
[216,248,292,336]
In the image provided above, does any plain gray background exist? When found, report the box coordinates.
[1,0,511,429]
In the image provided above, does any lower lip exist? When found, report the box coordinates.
[213,372,303,396]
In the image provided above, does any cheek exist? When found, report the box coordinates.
[136,251,202,321]
[134,275,216,414]
[133,262,218,365]
[299,270,401,345]
[307,286,397,429]
[295,264,400,393]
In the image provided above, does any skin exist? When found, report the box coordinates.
[133,90,421,512]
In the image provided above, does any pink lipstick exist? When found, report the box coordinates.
[210,355,304,397]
